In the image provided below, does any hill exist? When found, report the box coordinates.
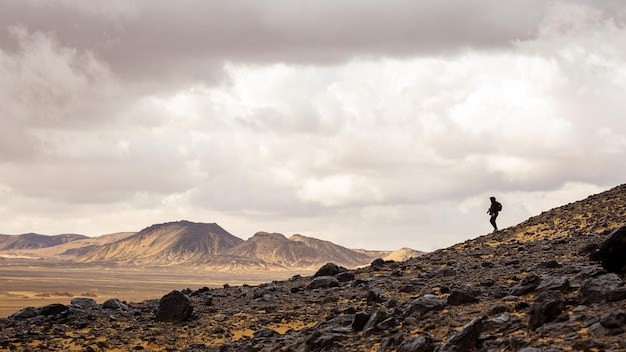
[75,221,243,265]
[1,183,625,351]
[0,233,87,251]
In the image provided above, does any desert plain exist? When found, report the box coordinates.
[0,260,309,318]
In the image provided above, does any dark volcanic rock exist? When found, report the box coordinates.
[447,284,482,305]
[578,273,624,304]
[528,290,566,331]
[397,335,435,352]
[307,275,340,289]
[155,290,193,323]
[439,317,483,352]
[39,303,69,316]
[599,225,626,274]
[314,262,346,277]
[509,272,541,296]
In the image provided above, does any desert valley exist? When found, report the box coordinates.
[0,221,421,319]
[0,183,625,351]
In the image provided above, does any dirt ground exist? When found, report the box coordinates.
[0,262,311,318]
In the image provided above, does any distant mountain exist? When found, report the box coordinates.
[76,221,243,265]
[0,220,425,270]
[225,232,375,269]
[0,233,87,250]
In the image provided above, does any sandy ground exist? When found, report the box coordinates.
[0,263,311,318]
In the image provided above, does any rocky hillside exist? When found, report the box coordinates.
[1,184,625,351]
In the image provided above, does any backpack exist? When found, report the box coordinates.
[496,202,502,212]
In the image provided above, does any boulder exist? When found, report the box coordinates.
[314,263,346,278]
[307,276,340,289]
[406,295,446,317]
[102,298,128,310]
[447,284,482,306]
[397,335,435,352]
[599,226,626,274]
[578,273,624,305]
[509,272,541,296]
[155,290,193,323]
[39,303,70,316]
[528,290,566,331]
[71,298,99,310]
[439,317,483,352]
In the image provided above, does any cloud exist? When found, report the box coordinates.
[1,1,626,251]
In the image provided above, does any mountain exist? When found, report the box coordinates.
[224,232,375,269]
[0,233,87,250]
[76,221,243,265]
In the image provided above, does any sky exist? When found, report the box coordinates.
[1,0,625,251]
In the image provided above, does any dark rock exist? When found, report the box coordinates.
[600,311,626,329]
[363,309,389,335]
[536,260,562,269]
[439,268,456,277]
[39,303,70,316]
[334,271,355,282]
[71,297,99,310]
[447,284,481,306]
[439,317,483,352]
[102,298,128,310]
[155,290,193,323]
[510,272,541,296]
[536,276,570,293]
[397,335,435,352]
[351,312,370,332]
[314,263,346,277]
[10,307,38,320]
[598,225,626,274]
[528,290,566,330]
[578,273,624,304]
[406,295,446,317]
[307,276,340,289]
[367,289,381,305]
[371,258,385,268]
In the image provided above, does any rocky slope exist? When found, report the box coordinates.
[1,184,625,351]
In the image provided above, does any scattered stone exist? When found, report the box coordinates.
[439,317,483,352]
[447,284,481,306]
[102,298,128,310]
[155,291,193,323]
[314,263,346,277]
[307,276,340,289]
[406,295,446,317]
[71,297,99,310]
[528,290,566,331]
[510,272,541,296]
[578,273,624,304]
[598,226,626,274]
[397,335,435,352]
[39,303,70,316]
[600,311,626,329]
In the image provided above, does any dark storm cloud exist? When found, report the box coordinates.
[1,0,549,81]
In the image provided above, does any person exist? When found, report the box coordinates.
[487,196,502,232]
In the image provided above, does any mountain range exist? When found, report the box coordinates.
[0,221,424,270]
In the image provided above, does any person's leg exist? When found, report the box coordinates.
[490,214,498,231]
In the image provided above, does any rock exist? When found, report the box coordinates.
[447,284,481,306]
[406,295,446,317]
[439,317,483,352]
[39,303,70,316]
[351,312,370,332]
[314,263,346,277]
[102,298,128,310]
[600,311,626,329]
[10,307,38,320]
[536,276,570,293]
[307,276,340,289]
[362,309,389,335]
[155,290,193,323]
[528,290,566,331]
[334,271,355,282]
[397,335,435,352]
[71,297,99,310]
[599,226,626,274]
[509,272,541,296]
[578,273,624,304]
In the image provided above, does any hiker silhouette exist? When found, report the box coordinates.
[487,196,502,232]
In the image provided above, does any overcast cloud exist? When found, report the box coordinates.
[1,0,625,251]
